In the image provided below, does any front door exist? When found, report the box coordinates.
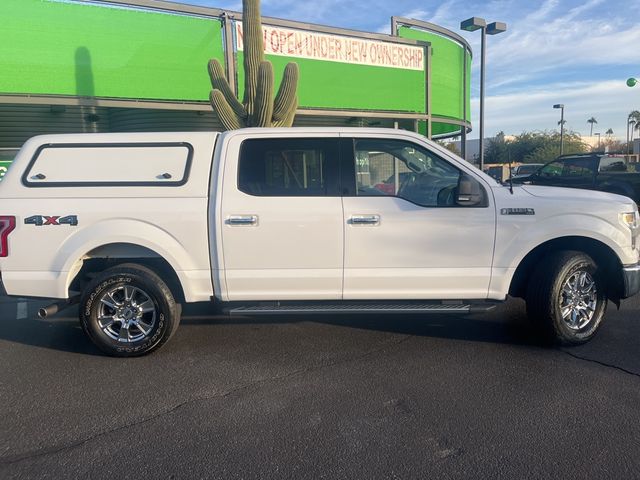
[220,135,343,301]
[341,135,496,300]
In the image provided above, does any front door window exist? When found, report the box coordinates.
[353,139,461,207]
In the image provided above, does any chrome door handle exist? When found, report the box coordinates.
[350,214,380,225]
[227,215,258,226]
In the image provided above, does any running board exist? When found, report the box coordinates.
[226,302,497,316]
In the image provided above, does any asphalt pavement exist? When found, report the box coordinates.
[1,295,639,479]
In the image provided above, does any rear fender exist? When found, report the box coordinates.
[57,219,195,299]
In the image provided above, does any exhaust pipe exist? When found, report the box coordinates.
[38,296,80,319]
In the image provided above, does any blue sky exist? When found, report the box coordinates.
[175,0,640,140]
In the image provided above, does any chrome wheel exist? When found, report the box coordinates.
[97,285,157,343]
[560,270,598,330]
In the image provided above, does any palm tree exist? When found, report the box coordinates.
[630,111,640,135]
[605,128,613,138]
[628,111,640,155]
[587,116,598,136]
[558,119,567,126]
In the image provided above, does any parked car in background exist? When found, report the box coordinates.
[504,163,545,184]
[512,153,640,203]
[483,163,512,183]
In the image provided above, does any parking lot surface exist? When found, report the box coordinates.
[1,295,639,479]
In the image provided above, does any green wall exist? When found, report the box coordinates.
[398,26,471,135]
[0,1,471,136]
[0,161,11,181]
[0,0,224,101]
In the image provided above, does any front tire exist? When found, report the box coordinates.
[80,264,181,357]
[526,251,607,345]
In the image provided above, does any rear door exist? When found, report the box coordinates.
[340,134,496,300]
[219,134,344,301]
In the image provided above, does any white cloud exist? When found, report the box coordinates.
[478,1,640,89]
[471,80,639,140]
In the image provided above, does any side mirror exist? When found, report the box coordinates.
[456,174,486,207]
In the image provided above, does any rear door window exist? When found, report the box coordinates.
[238,138,340,196]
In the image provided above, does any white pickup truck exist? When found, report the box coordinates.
[0,128,638,356]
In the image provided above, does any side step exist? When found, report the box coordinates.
[226,302,497,316]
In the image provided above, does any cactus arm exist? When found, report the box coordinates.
[273,95,298,128]
[207,59,247,120]
[210,90,244,130]
[208,0,298,130]
[252,61,274,127]
[272,62,299,123]
[242,0,264,120]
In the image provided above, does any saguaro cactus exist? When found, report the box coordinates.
[208,0,299,130]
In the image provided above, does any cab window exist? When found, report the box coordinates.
[238,138,339,196]
[540,157,597,178]
[351,139,463,207]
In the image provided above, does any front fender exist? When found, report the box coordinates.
[496,213,631,270]
[488,213,634,299]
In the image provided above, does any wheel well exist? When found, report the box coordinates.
[509,236,624,301]
[69,243,185,303]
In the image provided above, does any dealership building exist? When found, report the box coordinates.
[0,0,472,178]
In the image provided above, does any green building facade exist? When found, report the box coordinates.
[0,0,472,177]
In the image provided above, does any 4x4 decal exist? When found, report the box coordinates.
[24,215,78,226]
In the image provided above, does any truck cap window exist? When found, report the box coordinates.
[238,138,339,197]
[23,142,193,187]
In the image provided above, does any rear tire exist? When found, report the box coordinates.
[80,264,181,357]
[526,251,607,345]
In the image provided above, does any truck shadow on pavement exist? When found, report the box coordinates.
[0,298,547,356]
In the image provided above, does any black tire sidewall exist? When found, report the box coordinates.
[80,268,176,357]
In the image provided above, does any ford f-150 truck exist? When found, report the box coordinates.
[0,128,638,356]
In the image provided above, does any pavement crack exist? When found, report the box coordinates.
[0,334,412,466]
[0,399,195,466]
[559,349,640,379]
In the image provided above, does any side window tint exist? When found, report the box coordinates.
[541,157,596,178]
[238,138,338,196]
[540,161,562,177]
[354,139,462,207]
[561,158,596,177]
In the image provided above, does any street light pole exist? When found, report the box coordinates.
[461,17,507,171]
[480,25,486,170]
[628,115,632,158]
[553,104,565,155]
[595,132,601,150]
